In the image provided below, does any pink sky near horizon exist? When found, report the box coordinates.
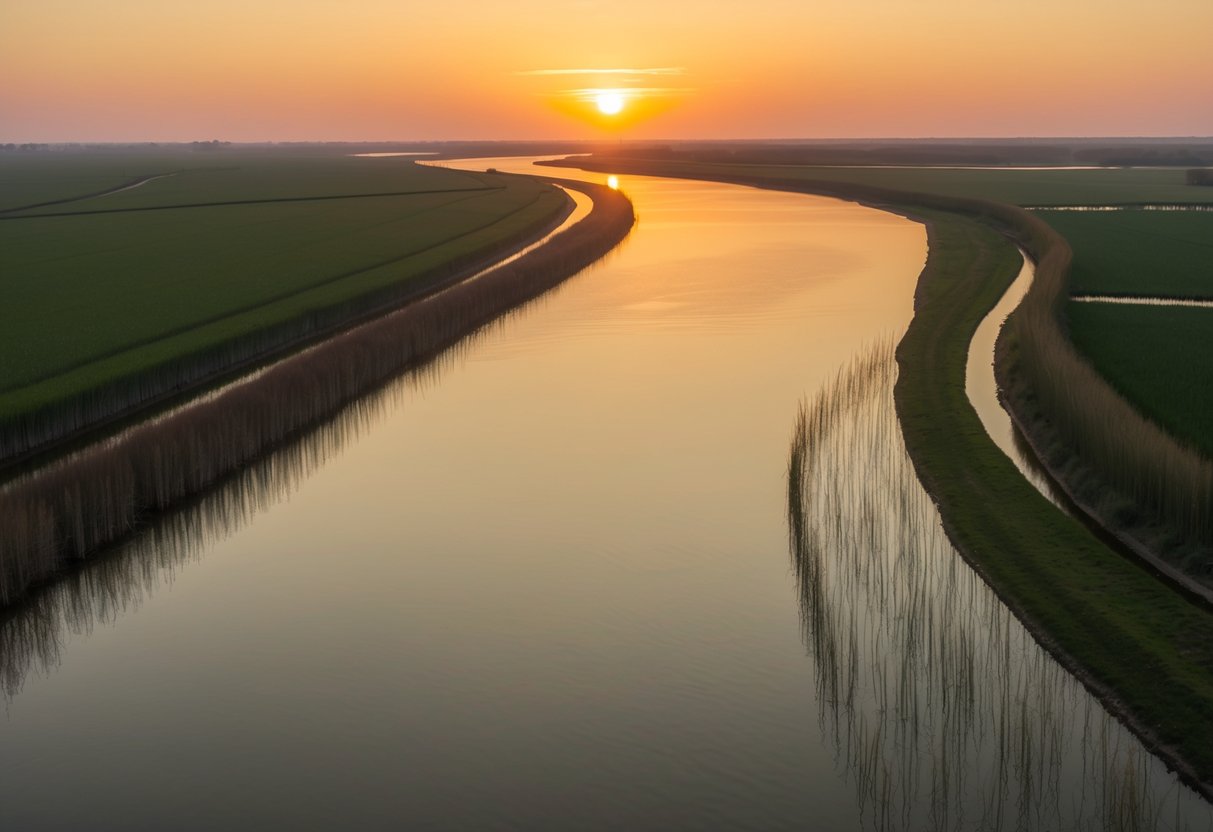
[3,0,1212,142]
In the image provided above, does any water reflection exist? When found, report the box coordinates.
[964,252,1071,510]
[0,369,389,698]
[787,341,1208,830]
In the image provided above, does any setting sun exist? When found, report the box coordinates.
[595,91,625,116]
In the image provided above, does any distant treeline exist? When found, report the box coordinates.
[598,142,1213,168]
[0,140,607,158]
[0,181,634,608]
[189,140,232,151]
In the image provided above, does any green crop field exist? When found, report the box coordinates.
[1036,209,1213,298]
[1036,206,1213,455]
[0,151,493,213]
[0,150,568,451]
[1069,303,1213,457]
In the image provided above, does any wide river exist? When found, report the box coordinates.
[0,157,1207,830]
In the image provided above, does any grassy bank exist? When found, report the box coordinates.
[0,178,634,608]
[788,340,1204,826]
[0,152,570,463]
[896,209,1213,796]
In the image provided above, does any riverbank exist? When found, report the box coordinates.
[898,208,1213,798]
[0,178,635,608]
[543,155,1213,795]
[0,156,572,467]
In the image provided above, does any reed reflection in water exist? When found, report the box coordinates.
[787,340,1210,831]
[0,254,617,701]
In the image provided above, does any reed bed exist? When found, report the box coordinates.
[997,214,1213,575]
[788,341,1207,831]
[0,180,634,608]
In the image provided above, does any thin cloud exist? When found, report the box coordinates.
[548,87,696,101]
[516,67,686,77]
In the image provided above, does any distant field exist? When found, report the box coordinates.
[0,151,497,215]
[1037,210,1213,298]
[1069,303,1213,458]
[0,151,568,445]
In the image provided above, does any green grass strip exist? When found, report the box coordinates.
[893,207,1213,797]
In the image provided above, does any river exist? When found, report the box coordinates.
[0,156,1206,830]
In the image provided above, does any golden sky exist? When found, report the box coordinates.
[3,0,1212,141]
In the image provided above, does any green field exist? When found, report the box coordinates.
[0,151,568,451]
[1036,206,1213,457]
[1070,304,1213,457]
[1036,209,1213,298]
[0,150,489,214]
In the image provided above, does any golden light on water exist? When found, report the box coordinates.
[607,175,620,190]
[596,91,625,115]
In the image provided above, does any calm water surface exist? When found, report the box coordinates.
[0,157,1207,830]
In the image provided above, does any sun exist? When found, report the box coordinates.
[595,91,625,116]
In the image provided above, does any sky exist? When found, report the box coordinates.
[3,0,1212,142]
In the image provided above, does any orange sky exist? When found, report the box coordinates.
[3,0,1212,141]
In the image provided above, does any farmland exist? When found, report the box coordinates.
[1069,303,1213,459]
[1031,207,1213,458]
[1038,209,1213,298]
[0,150,571,459]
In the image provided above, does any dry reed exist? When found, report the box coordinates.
[996,211,1213,573]
[788,341,1205,830]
